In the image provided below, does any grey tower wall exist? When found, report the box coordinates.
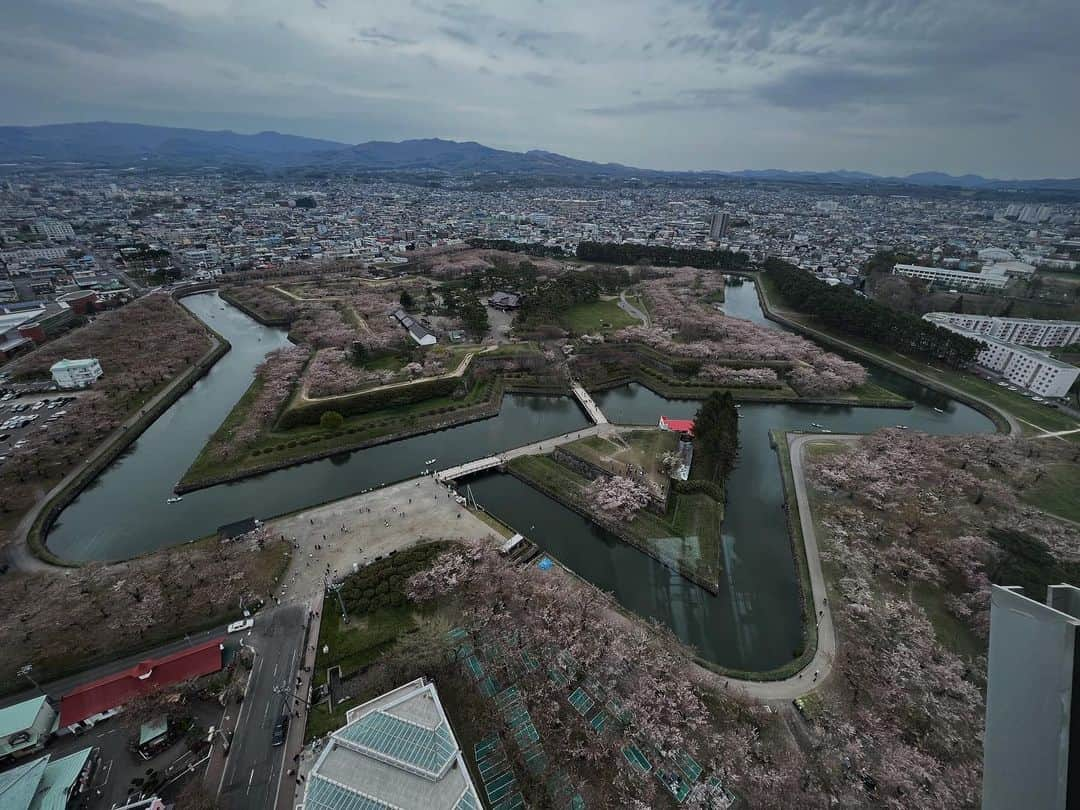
[982,585,1080,810]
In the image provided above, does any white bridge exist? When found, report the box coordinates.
[434,422,633,482]
[571,382,608,425]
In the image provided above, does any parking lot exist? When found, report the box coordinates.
[0,391,80,464]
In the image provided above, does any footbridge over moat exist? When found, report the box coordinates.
[434,422,632,482]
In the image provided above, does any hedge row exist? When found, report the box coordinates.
[338,541,456,614]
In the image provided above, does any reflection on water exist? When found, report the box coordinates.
[47,282,997,673]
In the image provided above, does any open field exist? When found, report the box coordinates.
[559,298,637,334]
[1021,462,1080,523]
[560,429,678,491]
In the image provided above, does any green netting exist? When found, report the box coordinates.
[657,767,692,803]
[622,744,652,774]
[675,749,703,783]
[465,654,485,680]
[568,687,594,716]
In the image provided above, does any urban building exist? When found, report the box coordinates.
[58,638,224,731]
[488,291,522,310]
[983,585,1080,810]
[49,358,103,390]
[708,211,730,240]
[0,697,58,762]
[30,219,75,241]
[893,263,1009,291]
[924,314,1080,397]
[924,313,1080,348]
[301,678,481,810]
[0,747,95,810]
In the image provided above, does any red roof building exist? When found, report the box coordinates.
[59,638,225,727]
[658,416,695,435]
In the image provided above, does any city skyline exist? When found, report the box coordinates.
[1,0,1078,178]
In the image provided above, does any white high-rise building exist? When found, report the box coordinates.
[984,585,1080,810]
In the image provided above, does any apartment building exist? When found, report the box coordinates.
[925,313,1080,348]
[925,314,1079,397]
[893,263,1009,291]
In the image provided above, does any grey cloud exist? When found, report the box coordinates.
[584,88,735,116]
[1,0,186,57]
[350,28,416,47]
[439,27,477,46]
[755,66,923,110]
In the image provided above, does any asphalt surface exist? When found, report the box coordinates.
[216,603,307,810]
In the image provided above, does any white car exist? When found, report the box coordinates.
[227,618,255,633]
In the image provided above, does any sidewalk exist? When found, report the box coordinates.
[277,592,324,810]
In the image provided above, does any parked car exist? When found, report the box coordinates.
[227,618,254,633]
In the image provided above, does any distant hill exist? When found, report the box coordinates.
[0,122,347,165]
[1,121,1077,190]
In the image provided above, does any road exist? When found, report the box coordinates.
[216,603,307,810]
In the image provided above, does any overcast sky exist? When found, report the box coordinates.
[2,0,1078,177]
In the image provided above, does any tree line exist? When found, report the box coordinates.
[693,391,739,481]
[466,238,570,258]
[576,241,751,270]
[763,259,982,368]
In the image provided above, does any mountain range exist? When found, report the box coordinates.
[2,121,1078,191]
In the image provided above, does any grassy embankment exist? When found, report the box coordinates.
[756,273,1080,439]
[506,429,726,590]
[180,343,554,489]
[1021,462,1080,523]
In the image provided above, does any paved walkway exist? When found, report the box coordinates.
[618,290,650,327]
[707,433,858,702]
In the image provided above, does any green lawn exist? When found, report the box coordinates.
[181,376,500,487]
[559,298,637,334]
[1022,463,1080,523]
[561,430,678,491]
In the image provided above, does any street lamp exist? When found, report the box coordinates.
[17,664,41,693]
[273,685,311,709]
[325,578,348,623]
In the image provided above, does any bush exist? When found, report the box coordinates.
[320,410,345,431]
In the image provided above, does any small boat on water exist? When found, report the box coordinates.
[425,458,437,465]
[933,407,945,414]
[166,496,183,504]
[810,422,824,429]
[895,424,909,430]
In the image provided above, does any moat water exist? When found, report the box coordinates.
[46,285,994,671]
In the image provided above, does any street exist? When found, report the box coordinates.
[215,603,307,810]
